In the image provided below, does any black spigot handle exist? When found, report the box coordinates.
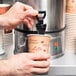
[36,11,46,34]
[36,11,46,21]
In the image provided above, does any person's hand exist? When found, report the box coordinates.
[3,53,50,76]
[0,2,38,30]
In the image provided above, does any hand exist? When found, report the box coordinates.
[3,53,50,76]
[0,2,38,30]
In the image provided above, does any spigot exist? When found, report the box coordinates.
[36,11,46,34]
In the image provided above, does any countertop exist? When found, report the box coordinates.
[51,51,76,66]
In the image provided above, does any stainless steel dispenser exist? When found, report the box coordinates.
[46,0,66,58]
[14,0,66,58]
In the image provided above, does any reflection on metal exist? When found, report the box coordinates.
[47,0,65,31]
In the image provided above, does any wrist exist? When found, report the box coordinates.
[0,15,9,29]
[0,15,4,29]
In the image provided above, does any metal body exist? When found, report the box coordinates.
[14,0,66,58]
[2,0,66,58]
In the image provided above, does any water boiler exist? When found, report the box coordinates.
[14,0,66,59]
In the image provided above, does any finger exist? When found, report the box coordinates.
[27,17,34,26]
[30,53,50,60]
[24,17,34,27]
[24,9,38,17]
[24,4,33,10]
[14,2,33,10]
[32,60,50,68]
[23,19,32,28]
[31,67,49,74]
